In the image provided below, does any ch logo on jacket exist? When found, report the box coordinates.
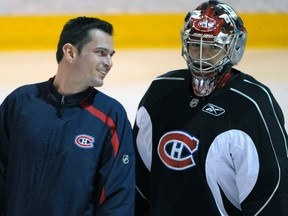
[75,134,95,148]
[158,131,199,170]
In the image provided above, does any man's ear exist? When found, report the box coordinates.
[62,43,77,62]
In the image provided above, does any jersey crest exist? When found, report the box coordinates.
[158,131,199,170]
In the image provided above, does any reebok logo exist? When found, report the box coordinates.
[202,103,225,116]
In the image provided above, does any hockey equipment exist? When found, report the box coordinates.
[180,1,247,97]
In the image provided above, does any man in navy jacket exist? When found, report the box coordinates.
[0,16,135,216]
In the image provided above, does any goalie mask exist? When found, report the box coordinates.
[181,0,247,97]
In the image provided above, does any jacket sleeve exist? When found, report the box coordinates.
[95,108,135,216]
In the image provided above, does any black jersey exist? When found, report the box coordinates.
[133,68,288,216]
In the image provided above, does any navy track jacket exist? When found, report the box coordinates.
[0,78,135,216]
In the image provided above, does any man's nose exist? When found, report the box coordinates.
[200,47,211,59]
[104,55,113,68]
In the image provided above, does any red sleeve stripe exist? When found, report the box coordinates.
[82,103,120,158]
[99,186,106,205]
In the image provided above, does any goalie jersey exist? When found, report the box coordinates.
[133,68,288,216]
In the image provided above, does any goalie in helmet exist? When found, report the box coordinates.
[133,1,288,215]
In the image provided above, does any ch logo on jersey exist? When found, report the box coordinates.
[75,134,95,149]
[202,103,225,116]
[158,131,199,170]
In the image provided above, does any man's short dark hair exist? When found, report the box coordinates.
[56,16,113,63]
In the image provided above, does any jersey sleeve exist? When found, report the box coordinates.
[207,80,288,215]
[241,88,288,215]
[132,71,188,216]
[133,106,153,216]
[132,79,157,215]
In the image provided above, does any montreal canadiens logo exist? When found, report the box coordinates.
[194,16,216,32]
[158,131,199,170]
[75,134,95,149]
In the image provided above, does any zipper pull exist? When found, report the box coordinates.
[61,95,65,105]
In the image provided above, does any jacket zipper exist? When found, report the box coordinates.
[56,96,65,117]
[61,95,65,105]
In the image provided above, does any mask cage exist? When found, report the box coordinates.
[181,29,241,75]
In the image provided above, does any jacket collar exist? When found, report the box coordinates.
[47,77,96,108]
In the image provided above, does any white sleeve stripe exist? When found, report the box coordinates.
[136,106,153,171]
[136,185,149,201]
[154,77,185,81]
